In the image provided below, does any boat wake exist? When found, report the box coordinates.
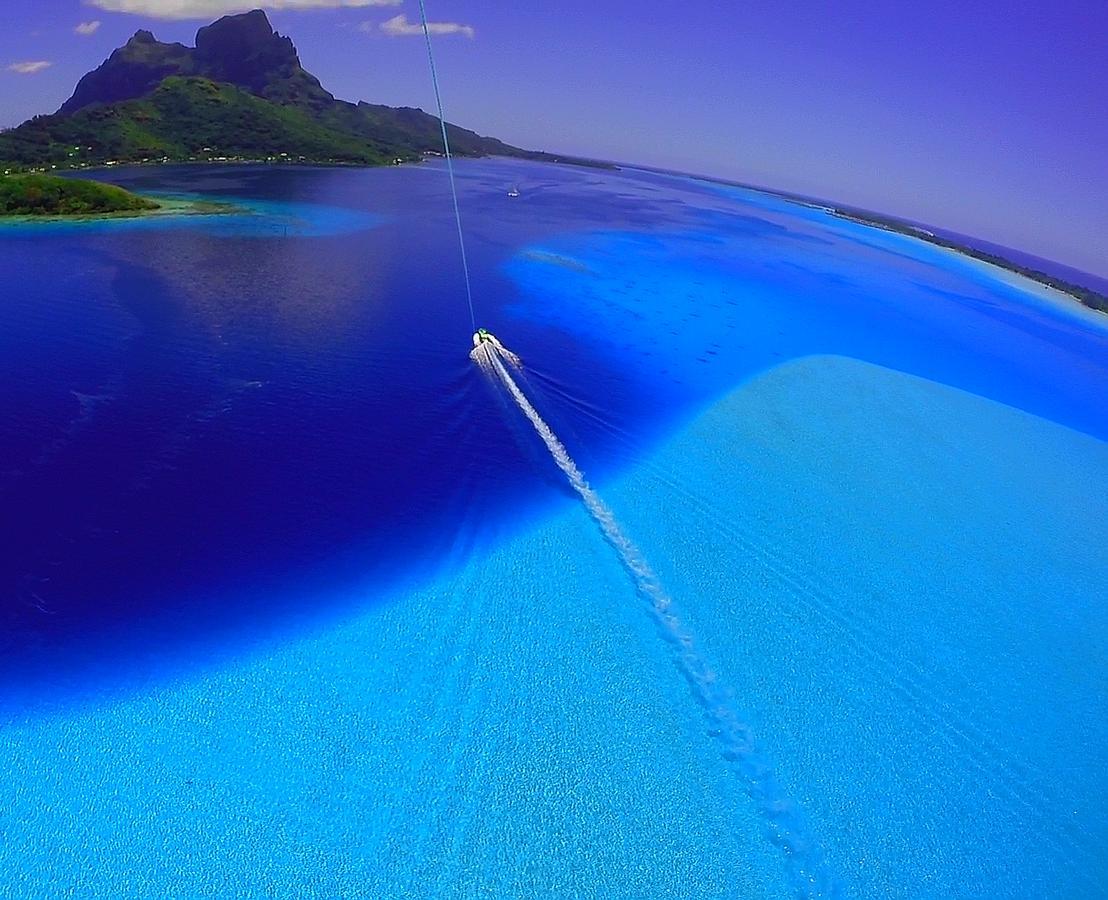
[471,335,840,898]
[470,329,521,367]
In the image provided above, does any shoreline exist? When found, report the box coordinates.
[828,208,1108,316]
[3,148,615,180]
[7,157,1100,318]
[620,163,1107,311]
[0,194,241,225]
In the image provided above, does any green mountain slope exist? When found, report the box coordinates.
[58,30,195,115]
[0,77,400,167]
[0,9,612,171]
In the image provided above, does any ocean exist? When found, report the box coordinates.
[1,160,1105,897]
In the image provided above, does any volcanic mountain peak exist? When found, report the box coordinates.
[3,9,602,172]
[58,9,326,116]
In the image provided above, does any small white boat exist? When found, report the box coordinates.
[473,328,503,349]
[471,329,521,366]
[507,184,520,198]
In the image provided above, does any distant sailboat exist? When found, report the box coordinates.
[507,183,520,198]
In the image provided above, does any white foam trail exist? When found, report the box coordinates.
[470,335,520,369]
[473,340,840,898]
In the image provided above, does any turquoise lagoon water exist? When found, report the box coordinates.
[1,161,1105,897]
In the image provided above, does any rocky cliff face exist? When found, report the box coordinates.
[59,30,193,114]
[194,9,334,110]
[58,9,332,115]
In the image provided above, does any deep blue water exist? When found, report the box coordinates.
[1,162,682,690]
[1,160,1106,897]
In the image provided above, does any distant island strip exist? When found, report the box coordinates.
[828,208,1108,315]
[631,164,1108,317]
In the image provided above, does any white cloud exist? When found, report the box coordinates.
[87,0,401,20]
[75,21,103,35]
[379,13,474,38]
[7,61,53,74]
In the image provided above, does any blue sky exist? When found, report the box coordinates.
[2,0,1105,277]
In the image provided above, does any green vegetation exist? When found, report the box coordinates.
[0,173,159,216]
[0,77,400,168]
[0,10,615,174]
[830,208,1108,315]
[0,75,611,172]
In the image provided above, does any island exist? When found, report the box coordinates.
[0,172,243,223]
[828,207,1108,315]
[0,10,614,174]
[0,172,159,217]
